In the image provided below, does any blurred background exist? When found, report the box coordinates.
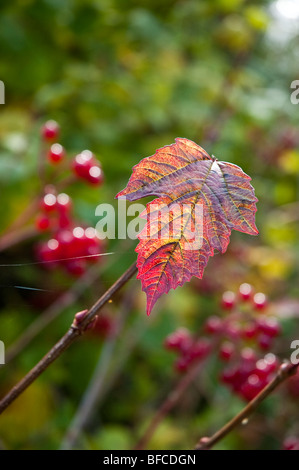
[0,0,299,450]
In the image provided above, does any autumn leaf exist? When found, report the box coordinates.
[116,138,258,315]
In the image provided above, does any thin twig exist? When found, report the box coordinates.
[134,361,203,450]
[0,262,137,415]
[195,361,299,450]
[61,285,136,449]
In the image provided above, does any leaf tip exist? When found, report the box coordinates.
[115,191,126,200]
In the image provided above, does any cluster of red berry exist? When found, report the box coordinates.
[37,224,103,276]
[35,121,105,276]
[219,283,281,351]
[71,150,104,186]
[41,120,104,185]
[164,284,284,401]
[207,284,282,401]
[220,349,279,401]
[164,328,211,372]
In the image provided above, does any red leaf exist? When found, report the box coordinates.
[116,138,258,315]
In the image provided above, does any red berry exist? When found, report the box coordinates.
[41,120,60,141]
[219,341,235,361]
[65,260,86,276]
[40,193,57,212]
[220,366,239,386]
[35,215,50,231]
[257,317,281,338]
[253,355,279,382]
[222,366,246,391]
[58,212,72,229]
[242,321,258,339]
[73,227,91,253]
[239,283,253,301]
[240,347,258,364]
[72,151,93,177]
[84,227,102,261]
[48,143,65,164]
[258,333,273,351]
[204,316,223,334]
[164,328,192,353]
[56,230,74,259]
[57,195,72,228]
[240,374,266,401]
[264,353,279,373]
[72,150,94,175]
[224,321,242,340]
[253,292,267,311]
[254,359,273,379]
[189,338,211,360]
[174,355,192,373]
[81,149,94,161]
[37,238,60,264]
[238,358,256,382]
[57,193,72,212]
[71,226,86,255]
[71,151,103,185]
[86,165,104,185]
[221,291,236,310]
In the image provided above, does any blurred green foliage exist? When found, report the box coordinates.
[0,0,299,450]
